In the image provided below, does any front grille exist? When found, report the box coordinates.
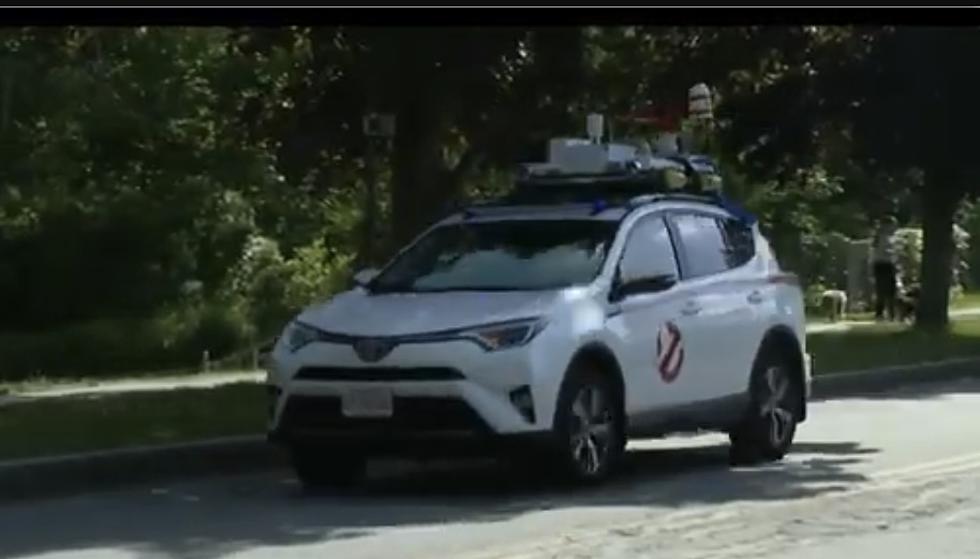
[278,395,490,436]
[294,366,465,382]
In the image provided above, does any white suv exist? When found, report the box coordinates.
[265,183,812,487]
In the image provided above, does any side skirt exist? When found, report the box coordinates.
[625,392,750,439]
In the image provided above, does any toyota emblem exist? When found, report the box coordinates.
[354,338,395,363]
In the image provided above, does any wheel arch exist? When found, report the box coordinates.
[561,342,627,426]
[754,324,807,422]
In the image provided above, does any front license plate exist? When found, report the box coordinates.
[341,387,394,418]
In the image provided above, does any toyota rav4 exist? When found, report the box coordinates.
[265,145,812,488]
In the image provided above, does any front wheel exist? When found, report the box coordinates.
[551,363,625,484]
[729,348,801,465]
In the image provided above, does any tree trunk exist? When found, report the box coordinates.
[1,65,12,133]
[389,93,457,251]
[355,140,380,269]
[916,184,962,330]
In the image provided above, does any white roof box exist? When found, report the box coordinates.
[547,138,639,174]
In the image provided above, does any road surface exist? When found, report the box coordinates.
[4,378,980,559]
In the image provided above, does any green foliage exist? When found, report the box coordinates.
[738,164,850,289]
[7,24,980,374]
[0,300,249,381]
[961,201,980,290]
[226,234,354,341]
[708,26,980,326]
[892,228,923,288]
[0,382,264,461]
[892,226,970,291]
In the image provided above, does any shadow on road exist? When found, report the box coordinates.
[0,439,879,559]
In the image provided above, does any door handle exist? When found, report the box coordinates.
[681,301,702,316]
[747,290,764,304]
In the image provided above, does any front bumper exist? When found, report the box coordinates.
[265,337,563,443]
[266,392,554,457]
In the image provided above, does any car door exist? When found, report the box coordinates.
[667,211,758,403]
[716,215,770,396]
[604,212,692,417]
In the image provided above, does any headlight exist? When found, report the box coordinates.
[462,318,547,351]
[283,321,321,353]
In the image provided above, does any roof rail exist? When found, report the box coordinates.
[626,192,758,225]
[626,192,718,209]
[461,202,600,219]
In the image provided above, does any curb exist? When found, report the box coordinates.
[810,356,980,399]
[4,357,980,501]
[0,435,284,502]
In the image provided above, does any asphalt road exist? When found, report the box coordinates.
[5,378,980,559]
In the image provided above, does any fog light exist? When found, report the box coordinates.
[509,385,535,423]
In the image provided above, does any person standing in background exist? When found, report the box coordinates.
[871,216,899,321]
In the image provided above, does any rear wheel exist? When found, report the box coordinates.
[729,347,801,465]
[551,362,625,483]
[290,444,367,491]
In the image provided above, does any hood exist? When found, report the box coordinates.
[296,288,572,337]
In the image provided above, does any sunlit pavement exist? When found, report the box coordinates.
[5,378,980,559]
[806,306,980,334]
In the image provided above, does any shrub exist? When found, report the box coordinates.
[0,300,251,382]
[0,318,176,381]
[225,234,354,341]
[892,226,969,292]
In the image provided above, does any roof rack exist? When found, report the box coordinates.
[506,167,715,207]
[453,107,759,222]
[457,191,755,225]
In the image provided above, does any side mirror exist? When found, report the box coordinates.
[353,268,380,288]
[610,272,676,302]
[611,253,677,302]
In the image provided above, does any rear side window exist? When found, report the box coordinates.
[719,217,755,269]
[670,213,729,278]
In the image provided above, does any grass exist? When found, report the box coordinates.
[952,291,980,310]
[0,382,265,462]
[0,367,261,395]
[807,290,980,324]
[808,316,980,374]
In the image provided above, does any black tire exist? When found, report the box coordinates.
[290,444,367,491]
[729,345,802,465]
[550,361,625,484]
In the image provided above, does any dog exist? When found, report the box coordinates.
[821,289,848,322]
[896,284,920,322]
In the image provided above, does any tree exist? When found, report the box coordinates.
[843,27,980,328]
[0,27,276,329]
[243,27,594,252]
[698,26,980,328]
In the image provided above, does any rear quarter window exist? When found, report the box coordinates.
[719,217,756,269]
[670,213,729,278]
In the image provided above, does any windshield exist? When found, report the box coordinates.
[369,219,618,293]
